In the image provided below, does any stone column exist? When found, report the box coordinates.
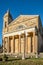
[13,36,15,53]
[33,32,35,53]
[33,31,38,58]
[25,33,28,54]
[19,33,21,53]
[35,34,38,53]
[35,35,38,58]
[11,36,14,53]
[22,32,27,59]
[7,37,9,53]
[33,31,38,53]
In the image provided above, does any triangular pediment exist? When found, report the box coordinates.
[8,15,39,32]
[9,15,39,26]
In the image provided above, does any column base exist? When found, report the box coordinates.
[35,53,38,58]
[22,54,25,60]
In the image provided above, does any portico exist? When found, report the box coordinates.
[3,27,38,54]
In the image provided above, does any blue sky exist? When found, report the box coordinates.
[0,0,43,45]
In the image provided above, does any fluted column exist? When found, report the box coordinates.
[19,33,21,53]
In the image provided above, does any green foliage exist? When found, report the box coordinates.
[0,59,43,65]
[0,57,2,61]
[3,54,8,61]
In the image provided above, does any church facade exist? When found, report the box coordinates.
[2,10,43,57]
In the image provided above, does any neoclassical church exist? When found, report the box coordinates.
[2,10,43,57]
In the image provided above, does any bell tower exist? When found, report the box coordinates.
[3,10,13,33]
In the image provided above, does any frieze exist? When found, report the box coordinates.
[15,24,27,30]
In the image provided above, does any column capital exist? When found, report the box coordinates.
[18,33,21,35]
[24,31,28,36]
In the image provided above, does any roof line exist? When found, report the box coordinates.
[8,15,39,26]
